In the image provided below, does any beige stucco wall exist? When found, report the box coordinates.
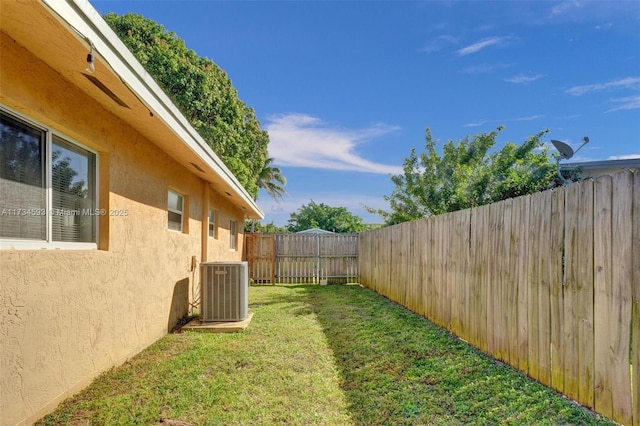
[0,32,245,426]
[206,187,245,261]
[580,167,640,179]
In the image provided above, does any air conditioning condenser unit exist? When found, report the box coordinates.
[200,261,248,322]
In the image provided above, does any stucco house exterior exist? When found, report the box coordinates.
[0,1,263,424]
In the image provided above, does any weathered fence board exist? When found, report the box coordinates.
[358,169,639,425]
[505,200,518,368]
[423,218,435,329]
[516,195,530,374]
[577,179,595,409]
[477,205,489,353]
[245,233,275,283]
[538,190,552,387]
[245,233,358,284]
[632,171,640,426]
[610,172,633,425]
[528,192,542,382]
[550,188,565,391]
[563,182,580,402]
[594,175,614,418]
[488,202,501,360]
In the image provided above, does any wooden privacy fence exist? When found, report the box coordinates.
[245,233,359,284]
[359,170,640,425]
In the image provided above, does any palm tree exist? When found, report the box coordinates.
[257,157,287,201]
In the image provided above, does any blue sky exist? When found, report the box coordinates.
[93,1,640,226]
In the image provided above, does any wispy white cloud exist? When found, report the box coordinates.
[565,77,640,95]
[595,22,613,30]
[257,193,388,226]
[456,36,509,56]
[504,74,544,84]
[418,34,458,54]
[608,154,640,160]
[606,95,640,112]
[565,78,640,112]
[465,115,542,127]
[464,120,487,128]
[557,114,581,120]
[517,0,638,33]
[549,1,584,18]
[265,113,403,174]
[513,115,544,121]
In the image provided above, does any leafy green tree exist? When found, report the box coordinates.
[287,201,369,233]
[104,13,269,198]
[371,126,557,225]
[257,158,287,201]
[244,220,289,234]
[52,150,87,198]
[0,121,42,186]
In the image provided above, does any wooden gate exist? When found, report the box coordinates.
[244,233,359,284]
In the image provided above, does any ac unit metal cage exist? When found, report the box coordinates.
[200,261,248,322]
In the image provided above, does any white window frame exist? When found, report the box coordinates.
[0,105,99,250]
[167,189,184,232]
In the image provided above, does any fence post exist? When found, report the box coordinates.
[316,234,321,284]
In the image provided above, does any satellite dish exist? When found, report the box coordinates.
[551,140,574,160]
[551,136,589,185]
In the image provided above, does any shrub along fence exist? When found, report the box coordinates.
[359,170,639,425]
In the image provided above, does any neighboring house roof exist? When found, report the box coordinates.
[0,0,263,219]
[296,228,336,234]
[560,158,640,179]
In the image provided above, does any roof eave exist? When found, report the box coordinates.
[41,0,264,219]
[560,158,640,171]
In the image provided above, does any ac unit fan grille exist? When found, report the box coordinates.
[201,262,248,322]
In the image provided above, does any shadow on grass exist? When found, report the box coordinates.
[34,284,613,426]
[289,284,613,426]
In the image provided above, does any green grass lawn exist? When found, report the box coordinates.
[37,284,613,425]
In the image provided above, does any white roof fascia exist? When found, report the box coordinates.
[40,0,264,219]
[560,158,640,170]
